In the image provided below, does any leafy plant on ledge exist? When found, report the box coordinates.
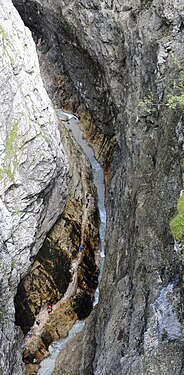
[139,56,184,113]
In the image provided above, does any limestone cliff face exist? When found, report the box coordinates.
[8,0,184,374]
[0,1,69,374]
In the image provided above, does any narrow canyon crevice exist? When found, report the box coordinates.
[12,0,118,198]
[12,0,117,137]
[2,1,184,375]
[14,108,101,372]
[11,2,113,370]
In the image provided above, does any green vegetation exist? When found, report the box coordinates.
[40,131,52,145]
[170,196,184,243]
[0,306,6,323]
[140,76,184,112]
[0,25,8,42]
[166,69,184,110]
[139,92,156,114]
[0,262,5,271]
[0,25,15,66]
[12,259,16,269]
[0,119,21,183]
[0,167,4,181]
[139,55,184,247]
[0,26,23,183]
[6,120,19,158]
[139,55,184,113]
[5,119,20,181]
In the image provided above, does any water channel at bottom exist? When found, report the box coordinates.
[38,112,106,374]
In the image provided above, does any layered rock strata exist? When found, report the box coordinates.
[0,1,69,374]
[7,0,184,374]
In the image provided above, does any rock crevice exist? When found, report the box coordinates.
[1,0,184,374]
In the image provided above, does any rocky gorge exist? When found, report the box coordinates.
[0,0,184,375]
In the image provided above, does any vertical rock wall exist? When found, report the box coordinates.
[6,0,184,374]
[0,1,69,374]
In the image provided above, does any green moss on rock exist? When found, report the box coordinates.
[170,196,184,243]
[1,119,21,183]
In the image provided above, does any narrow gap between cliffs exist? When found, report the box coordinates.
[14,109,107,374]
[37,112,106,374]
[11,3,116,373]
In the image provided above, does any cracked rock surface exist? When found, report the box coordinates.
[0,1,69,374]
[3,0,184,374]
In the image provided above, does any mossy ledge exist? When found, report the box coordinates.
[170,195,184,243]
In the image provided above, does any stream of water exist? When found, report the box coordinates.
[38,112,106,374]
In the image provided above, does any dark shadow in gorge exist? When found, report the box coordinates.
[14,235,72,335]
[14,195,100,336]
[12,0,117,136]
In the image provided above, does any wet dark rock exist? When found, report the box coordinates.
[14,238,72,335]
[40,331,52,349]
[73,292,93,320]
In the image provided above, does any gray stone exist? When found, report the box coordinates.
[0,1,69,374]
[5,0,184,374]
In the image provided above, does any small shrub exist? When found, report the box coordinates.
[139,56,184,113]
